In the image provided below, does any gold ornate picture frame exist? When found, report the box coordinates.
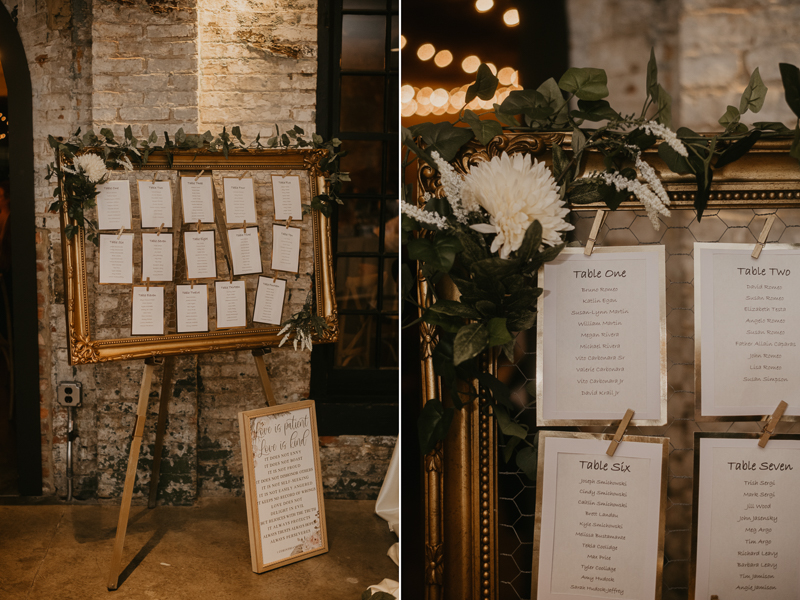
[59,149,337,364]
[416,134,800,599]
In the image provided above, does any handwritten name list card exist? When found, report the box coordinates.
[253,277,286,325]
[271,225,301,274]
[137,180,173,229]
[215,281,247,329]
[96,180,132,231]
[183,231,217,280]
[131,286,164,336]
[141,233,173,282]
[696,244,800,417]
[176,284,209,333]
[99,233,134,284]
[228,227,263,275]
[180,176,215,224]
[537,247,666,425]
[533,433,667,600]
[223,177,257,224]
[693,434,800,599]
[238,401,327,572]
[271,175,303,221]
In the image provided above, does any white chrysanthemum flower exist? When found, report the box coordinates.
[461,152,573,259]
[72,154,107,183]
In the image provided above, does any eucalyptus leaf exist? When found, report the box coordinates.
[499,90,550,119]
[418,398,455,455]
[572,126,586,158]
[475,300,497,317]
[516,445,538,480]
[516,220,543,263]
[406,236,462,273]
[412,121,474,162]
[646,47,658,100]
[475,372,513,409]
[790,124,800,161]
[753,121,791,133]
[465,63,499,104]
[567,179,604,204]
[694,165,714,221]
[502,435,522,464]
[718,105,740,128]
[551,143,570,182]
[486,317,513,347]
[462,110,503,145]
[715,130,762,170]
[558,67,609,101]
[573,99,620,122]
[428,299,481,320]
[739,67,767,114]
[655,84,673,129]
[657,142,693,175]
[493,404,528,440]
[492,104,520,127]
[423,309,464,334]
[779,63,800,118]
[453,323,490,365]
[507,309,537,331]
[536,77,569,126]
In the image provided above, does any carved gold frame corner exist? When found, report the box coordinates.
[59,148,338,364]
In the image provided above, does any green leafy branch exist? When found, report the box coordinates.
[46,125,349,242]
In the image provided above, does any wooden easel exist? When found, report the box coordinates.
[106,349,278,590]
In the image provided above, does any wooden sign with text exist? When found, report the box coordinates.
[238,400,328,573]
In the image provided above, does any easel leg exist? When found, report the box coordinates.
[107,359,157,591]
[252,349,277,407]
[148,356,174,509]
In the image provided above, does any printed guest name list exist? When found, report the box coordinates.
[539,248,665,423]
[697,245,800,416]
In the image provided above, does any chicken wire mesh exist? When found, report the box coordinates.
[495,206,800,600]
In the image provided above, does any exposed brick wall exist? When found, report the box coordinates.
[4,0,395,504]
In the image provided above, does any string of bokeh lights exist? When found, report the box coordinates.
[0,113,6,140]
[401,0,521,118]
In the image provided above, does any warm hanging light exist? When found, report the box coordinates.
[462,55,481,73]
[434,50,453,68]
[417,43,436,61]
[475,0,493,12]
[497,67,515,86]
[401,99,418,118]
[416,87,434,105]
[430,88,449,108]
[400,85,415,103]
[400,35,407,50]
[485,63,497,75]
[503,9,520,26]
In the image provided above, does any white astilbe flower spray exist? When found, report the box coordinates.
[640,121,688,158]
[600,169,670,229]
[116,156,134,171]
[461,152,573,259]
[401,193,449,230]
[72,153,108,183]
[431,150,471,223]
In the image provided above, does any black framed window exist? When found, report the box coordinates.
[313,0,399,435]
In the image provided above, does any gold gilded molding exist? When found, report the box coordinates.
[58,149,338,364]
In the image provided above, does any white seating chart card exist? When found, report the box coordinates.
[253,277,286,325]
[692,434,800,599]
[696,243,800,418]
[222,177,258,224]
[96,180,132,231]
[131,285,164,336]
[537,246,667,425]
[99,233,134,285]
[183,231,217,280]
[271,175,303,221]
[228,227,263,275]
[176,284,209,333]
[238,401,328,573]
[141,233,173,282]
[215,281,247,329]
[271,225,301,274]
[180,176,215,224]
[137,180,173,229]
[533,432,667,600]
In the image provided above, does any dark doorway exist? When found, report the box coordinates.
[0,3,42,496]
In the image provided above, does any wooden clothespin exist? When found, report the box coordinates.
[272,273,278,283]
[752,214,776,259]
[228,270,234,283]
[117,226,125,239]
[286,215,293,229]
[239,170,250,180]
[606,409,635,456]
[758,400,788,448]
[194,169,205,182]
[156,223,164,236]
[145,277,150,291]
[196,220,202,233]
[190,279,195,290]
[711,596,719,600]
[242,221,247,231]
[584,210,607,256]
[151,172,159,184]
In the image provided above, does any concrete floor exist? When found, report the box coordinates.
[0,498,398,600]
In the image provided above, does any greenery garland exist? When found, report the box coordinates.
[45,124,348,349]
[403,53,800,479]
